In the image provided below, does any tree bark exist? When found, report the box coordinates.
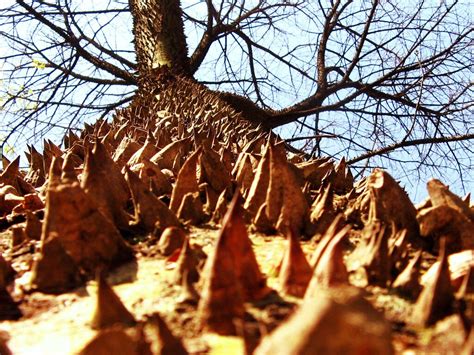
[129,0,189,79]
[126,0,276,132]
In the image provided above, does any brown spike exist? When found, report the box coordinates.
[112,136,141,166]
[42,139,51,154]
[253,202,274,234]
[0,186,24,215]
[392,250,422,299]
[100,126,118,149]
[125,168,180,234]
[234,153,255,199]
[10,226,27,248]
[412,239,454,327]
[302,181,312,205]
[129,159,173,196]
[0,157,35,195]
[197,194,264,334]
[295,159,333,188]
[178,270,200,305]
[177,192,205,224]
[462,192,471,205]
[244,142,270,216]
[46,139,63,157]
[150,137,190,171]
[388,228,408,272]
[113,122,129,143]
[79,327,150,355]
[366,222,391,286]
[42,180,133,274]
[356,169,419,242]
[81,122,93,138]
[91,273,136,330]
[421,250,474,296]
[127,131,158,167]
[279,230,312,297]
[173,238,202,285]
[70,140,86,161]
[158,227,186,256]
[202,183,220,217]
[255,287,394,355]
[306,225,350,299]
[310,183,338,237]
[1,155,10,170]
[64,129,79,149]
[348,219,391,287]
[171,151,183,172]
[0,331,12,355]
[197,227,245,334]
[240,133,264,155]
[81,142,130,230]
[147,314,188,355]
[96,120,111,138]
[25,146,46,187]
[199,146,232,193]
[211,189,228,224]
[0,156,20,181]
[462,328,474,355]
[169,147,202,213]
[265,142,309,236]
[30,237,83,293]
[427,179,474,221]
[42,144,55,178]
[310,215,344,267]
[417,204,474,252]
[61,151,79,183]
[456,266,471,299]
[222,192,271,300]
[332,157,354,194]
[47,156,63,187]
[219,145,234,173]
[25,210,42,240]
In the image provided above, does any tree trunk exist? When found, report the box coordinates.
[129,0,189,77]
[127,0,273,132]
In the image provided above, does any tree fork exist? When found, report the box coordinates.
[127,0,277,132]
[125,0,311,158]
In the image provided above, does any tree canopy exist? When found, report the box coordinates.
[0,0,473,197]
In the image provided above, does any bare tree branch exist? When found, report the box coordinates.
[0,0,472,193]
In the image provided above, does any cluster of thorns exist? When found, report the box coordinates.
[0,109,473,354]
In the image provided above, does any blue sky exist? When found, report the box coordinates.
[1,0,472,203]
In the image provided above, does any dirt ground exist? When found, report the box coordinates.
[1,223,471,355]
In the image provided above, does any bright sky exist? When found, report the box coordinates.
[0,1,472,203]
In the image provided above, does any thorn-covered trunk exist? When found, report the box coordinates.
[126,0,274,131]
[129,0,189,78]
